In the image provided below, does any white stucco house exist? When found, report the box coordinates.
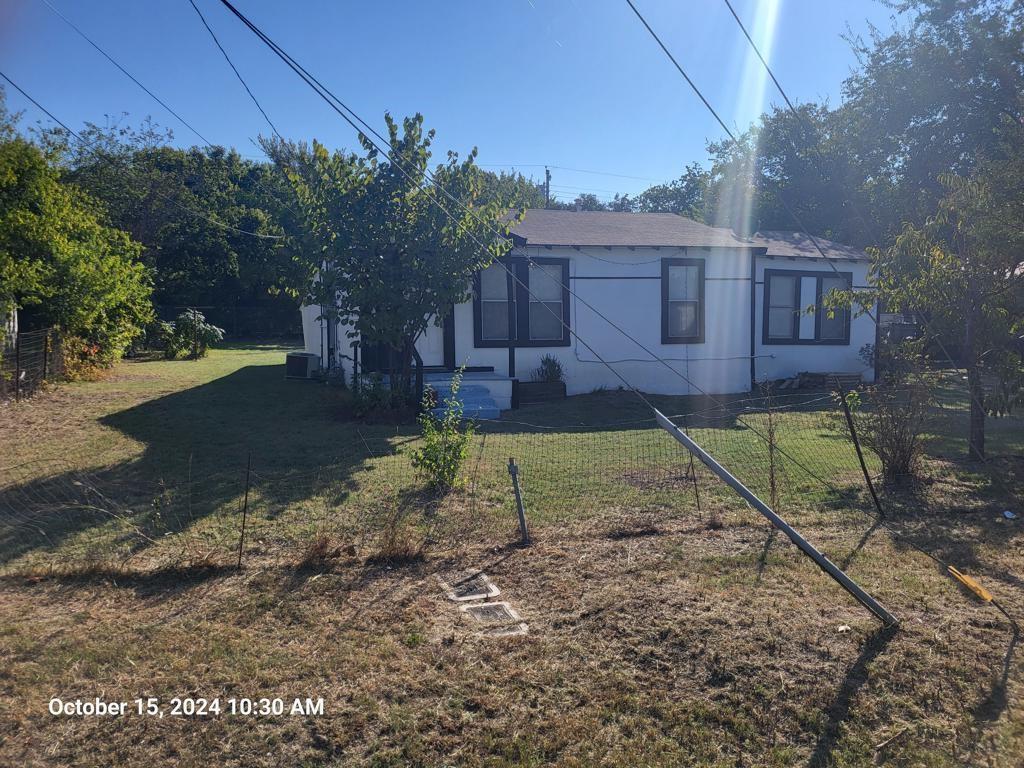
[300,210,875,417]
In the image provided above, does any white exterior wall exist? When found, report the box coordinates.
[450,245,753,396]
[752,256,876,384]
[300,248,876,395]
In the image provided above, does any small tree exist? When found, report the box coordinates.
[163,309,224,359]
[411,370,475,492]
[875,145,1024,460]
[270,114,522,405]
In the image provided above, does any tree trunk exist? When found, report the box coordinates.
[964,272,986,460]
[400,336,414,402]
[967,364,986,460]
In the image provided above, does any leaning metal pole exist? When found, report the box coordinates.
[655,409,898,627]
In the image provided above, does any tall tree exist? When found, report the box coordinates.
[876,119,1024,458]
[0,92,152,360]
[275,114,521,395]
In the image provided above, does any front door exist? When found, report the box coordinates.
[413,306,456,370]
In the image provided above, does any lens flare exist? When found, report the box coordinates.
[713,0,782,239]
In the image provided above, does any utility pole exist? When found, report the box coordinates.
[544,166,551,208]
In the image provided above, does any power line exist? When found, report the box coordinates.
[624,0,1018,621]
[38,0,297,218]
[187,0,283,141]
[0,70,283,240]
[717,0,1017,491]
[38,0,213,147]
[213,0,847,492]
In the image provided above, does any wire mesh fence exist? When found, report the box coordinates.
[0,328,62,402]
[0,389,906,574]
[1,380,1020,575]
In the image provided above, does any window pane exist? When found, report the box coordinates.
[768,307,795,339]
[481,301,509,340]
[530,263,563,302]
[819,276,848,340]
[668,301,698,338]
[529,301,563,340]
[480,264,508,300]
[821,275,847,295]
[768,275,797,308]
[669,265,699,300]
[820,306,847,339]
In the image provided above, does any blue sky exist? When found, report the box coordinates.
[1,0,900,201]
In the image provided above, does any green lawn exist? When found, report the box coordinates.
[1,345,1022,766]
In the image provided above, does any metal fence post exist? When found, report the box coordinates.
[237,451,252,569]
[507,457,530,546]
[655,409,898,627]
[836,385,884,519]
[13,332,20,402]
[42,329,49,381]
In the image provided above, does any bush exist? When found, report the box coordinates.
[350,373,412,418]
[841,386,933,485]
[533,354,564,383]
[62,335,108,381]
[410,369,475,491]
[844,341,934,484]
[163,310,224,359]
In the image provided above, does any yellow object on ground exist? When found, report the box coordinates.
[947,566,993,602]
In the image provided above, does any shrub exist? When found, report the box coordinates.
[61,335,108,381]
[533,354,564,383]
[350,373,411,417]
[840,385,933,485]
[410,369,475,491]
[164,310,224,359]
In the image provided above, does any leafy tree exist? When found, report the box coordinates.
[63,122,297,312]
[277,114,521,398]
[842,0,1024,230]
[634,162,711,219]
[875,120,1024,458]
[0,92,152,362]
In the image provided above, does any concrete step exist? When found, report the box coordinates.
[431,402,501,420]
[430,384,491,398]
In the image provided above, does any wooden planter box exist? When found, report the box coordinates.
[514,380,566,407]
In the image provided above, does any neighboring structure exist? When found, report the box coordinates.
[300,210,875,411]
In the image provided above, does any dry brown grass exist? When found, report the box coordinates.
[1,501,1021,768]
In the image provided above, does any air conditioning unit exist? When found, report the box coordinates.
[285,352,320,379]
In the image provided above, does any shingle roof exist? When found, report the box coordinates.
[507,210,869,261]
[508,209,754,248]
[753,230,870,262]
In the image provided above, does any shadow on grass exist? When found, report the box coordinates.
[807,624,899,767]
[0,362,417,567]
[0,561,234,599]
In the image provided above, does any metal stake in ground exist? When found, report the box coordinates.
[655,409,898,627]
[237,451,252,569]
[835,383,884,519]
[507,458,530,546]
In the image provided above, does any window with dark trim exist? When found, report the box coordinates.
[661,258,705,344]
[762,268,852,345]
[473,256,571,348]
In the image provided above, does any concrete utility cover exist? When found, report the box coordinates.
[482,622,529,638]
[460,601,522,625]
[440,572,501,602]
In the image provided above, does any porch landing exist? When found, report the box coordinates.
[425,371,512,421]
